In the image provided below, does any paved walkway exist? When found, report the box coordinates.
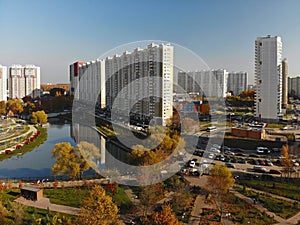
[15,197,80,215]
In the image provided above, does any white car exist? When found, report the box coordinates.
[225,150,235,156]
[212,144,221,149]
[210,148,221,153]
[208,153,215,159]
[189,160,196,168]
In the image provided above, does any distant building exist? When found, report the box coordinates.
[8,64,40,99]
[282,58,288,108]
[254,35,282,120]
[0,65,7,101]
[288,76,300,99]
[231,123,266,139]
[177,69,228,98]
[227,72,248,96]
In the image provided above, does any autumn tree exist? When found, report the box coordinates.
[77,185,120,225]
[171,187,192,214]
[207,164,234,222]
[130,127,185,166]
[6,99,23,115]
[149,205,181,225]
[282,145,294,177]
[0,201,9,225]
[140,184,164,219]
[31,110,48,126]
[0,101,6,115]
[52,142,99,179]
[23,102,36,115]
[10,202,25,225]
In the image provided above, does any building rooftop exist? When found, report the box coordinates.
[21,186,41,192]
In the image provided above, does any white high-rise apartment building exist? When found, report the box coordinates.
[255,35,282,120]
[71,43,174,126]
[8,64,40,99]
[105,43,173,126]
[177,69,228,98]
[227,72,248,96]
[0,65,7,101]
[78,60,106,108]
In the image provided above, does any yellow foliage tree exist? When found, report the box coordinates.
[207,164,234,222]
[6,99,23,115]
[51,142,97,179]
[78,185,120,225]
[31,110,48,126]
[282,145,294,177]
[0,101,6,115]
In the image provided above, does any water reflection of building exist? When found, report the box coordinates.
[70,123,130,170]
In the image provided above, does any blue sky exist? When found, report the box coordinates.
[0,0,300,84]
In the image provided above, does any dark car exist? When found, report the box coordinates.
[269,169,282,175]
[235,153,247,157]
[238,158,247,164]
[249,154,259,158]
[225,163,235,168]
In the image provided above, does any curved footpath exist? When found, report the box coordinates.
[0,124,37,154]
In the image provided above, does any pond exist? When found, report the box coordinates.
[0,124,76,180]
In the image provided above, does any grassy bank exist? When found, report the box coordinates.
[0,127,48,162]
[239,179,300,201]
[235,186,299,219]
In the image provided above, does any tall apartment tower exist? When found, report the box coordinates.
[0,65,7,101]
[282,58,288,108]
[78,60,106,108]
[254,35,282,120]
[227,72,248,96]
[105,43,173,126]
[8,64,40,99]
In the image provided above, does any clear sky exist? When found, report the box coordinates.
[0,0,299,84]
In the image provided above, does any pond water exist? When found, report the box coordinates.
[0,124,76,180]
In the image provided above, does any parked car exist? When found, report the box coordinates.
[256,147,270,154]
[208,153,215,159]
[235,153,247,157]
[253,166,267,173]
[238,158,247,164]
[225,163,235,168]
[5,150,12,154]
[249,154,259,158]
[225,150,235,156]
[269,169,282,175]
[189,160,196,168]
[209,148,221,153]
[265,160,273,166]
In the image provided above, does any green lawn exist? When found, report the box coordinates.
[43,187,89,208]
[239,179,300,201]
[0,189,75,225]
[43,185,133,213]
[235,186,300,219]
